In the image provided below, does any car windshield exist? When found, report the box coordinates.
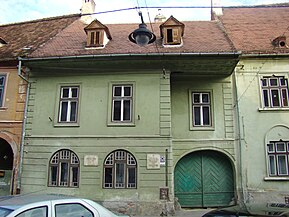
[0,207,13,217]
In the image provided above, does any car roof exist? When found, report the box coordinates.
[0,194,77,207]
[203,203,289,217]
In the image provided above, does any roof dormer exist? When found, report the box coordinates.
[160,16,185,47]
[272,36,287,48]
[0,37,7,48]
[84,19,112,49]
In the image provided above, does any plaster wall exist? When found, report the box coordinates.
[235,58,289,203]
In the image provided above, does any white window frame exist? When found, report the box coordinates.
[55,84,81,127]
[260,75,289,109]
[112,85,132,122]
[189,90,214,130]
[267,141,289,177]
[103,150,137,189]
[48,149,80,188]
[107,82,135,126]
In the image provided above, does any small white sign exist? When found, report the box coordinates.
[160,156,166,166]
[84,155,98,166]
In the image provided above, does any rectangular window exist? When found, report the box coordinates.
[112,85,132,122]
[267,141,289,176]
[90,31,100,45]
[192,92,212,127]
[0,75,6,107]
[58,86,79,123]
[261,76,289,108]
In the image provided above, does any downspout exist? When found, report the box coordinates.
[16,59,30,193]
[232,66,245,203]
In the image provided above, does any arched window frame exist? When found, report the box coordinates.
[48,149,80,187]
[103,150,137,189]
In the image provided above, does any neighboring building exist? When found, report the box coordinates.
[217,4,289,204]
[0,14,79,195]
[17,0,240,214]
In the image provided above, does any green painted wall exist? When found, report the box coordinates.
[21,70,173,214]
[170,75,238,204]
[235,58,289,202]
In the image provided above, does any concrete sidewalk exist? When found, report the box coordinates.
[174,208,212,217]
[134,208,213,217]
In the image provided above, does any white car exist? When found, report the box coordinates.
[0,194,125,217]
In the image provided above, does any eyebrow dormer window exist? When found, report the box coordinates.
[160,16,184,46]
[84,19,112,49]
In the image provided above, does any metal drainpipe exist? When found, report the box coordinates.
[233,66,245,203]
[16,59,30,193]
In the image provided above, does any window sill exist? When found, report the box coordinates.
[107,122,135,127]
[54,122,80,127]
[259,107,289,112]
[0,107,8,111]
[264,177,289,181]
[190,126,215,131]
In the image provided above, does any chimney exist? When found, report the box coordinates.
[154,9,166,23]
[211,0,223,20]
[81,0,96,23]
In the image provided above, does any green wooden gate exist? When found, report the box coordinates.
[174,151,234,208]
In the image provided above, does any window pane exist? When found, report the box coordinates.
[276,142,286,152]
[269,155,276,176]
[270,78,278,86]
[17,206,47,217]
[128,167,136,188]
[113,100,121,121]
[70,102,77,122]
[263,90,269,107]
[277,155,287,175]
[50,166,58,186]
[267,143,274,152]
[280,77,287,86]
[261,78,267,87]
[60,101,68,121]
[114,86,121,96]
[0,88,3,106]
[0,77,5,86]
[281,89,288,106]
[62,88,69,98]
[194,107,201,126]
[193,93,200,103]
[123,100,131,121]
[271,90,280,106]
[116,163,125,188]
[71,88,78,98]
[202,93,209,103]
[167,29,173,43]
[124,86,131,96]
[60,162,68,186]
[104,168,113,188]
[202,106,210,125]
[71,167,79,187]
[56,204,93,217]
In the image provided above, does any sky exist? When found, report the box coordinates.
[1,0,289,25]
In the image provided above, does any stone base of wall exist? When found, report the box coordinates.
[102,200,175,216]
[243,190,289,204]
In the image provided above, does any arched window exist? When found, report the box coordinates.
[103,150,137,189]
[48,149,79,187]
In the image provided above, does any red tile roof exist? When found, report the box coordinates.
[0,14,80,61]
[29,19,237,58]
[218,5,289,54]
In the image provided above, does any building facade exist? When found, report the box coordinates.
[18,5,240,214]
[218,5,289,204]
[0,15,78,195]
